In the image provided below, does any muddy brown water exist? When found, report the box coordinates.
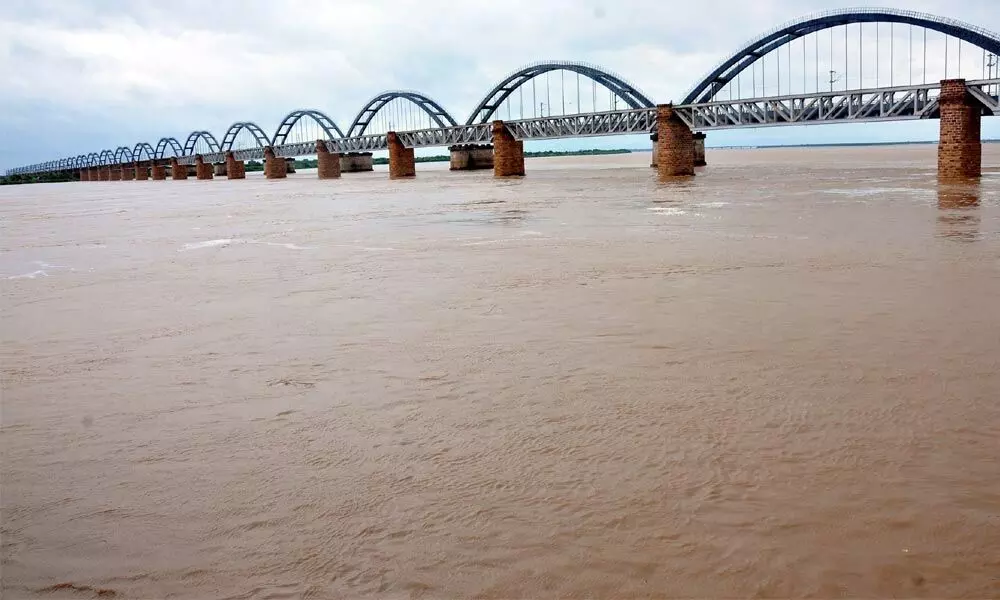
[2,146,999,598]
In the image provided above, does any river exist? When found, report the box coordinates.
[2,145,998,598]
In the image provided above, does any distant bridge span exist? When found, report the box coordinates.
[8,8,999,182]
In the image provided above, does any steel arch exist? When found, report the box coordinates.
[272,110,345,145]
[220,122,271,151]
[683,8,1000,104]
[75,155,88,168]
[347,92,458,136]
[182,131,221,156]
[99,149,115,165]
[465,61,654,125]
[86,152,100,167]
[133,142,155,161]
[113,146,134,164]
[154,137,184,159]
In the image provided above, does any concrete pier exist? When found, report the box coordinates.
[225,152,245,180]
[340,152,374,172]
[387,131,415,179]
[938,79,982,180]
[195,155,213,180]
[285,158,296,174]
[135,162,149,180]
[80,169,90,182]
[98,167,111,181]
[316,140,341,179]
[492,120,525,177]
[151,161,166,180]
[693,132,707,167]
[656,104,694,177]
[121,164,135,181]
[449,144,494,170]
[214,163,227,176]
[264,147,286,179]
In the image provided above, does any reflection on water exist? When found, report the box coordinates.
[937,182,981,242]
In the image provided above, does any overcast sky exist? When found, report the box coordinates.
[2,0,999,170]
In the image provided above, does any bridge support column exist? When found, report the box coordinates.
[225,152,245,179]
[656,104,694,177]
[90,168,100,181]
[264,147,287,179]
[195,155,214,180]
[151,161,166,180]
[98,167,111,181]
[693,132,707,167]
[650,133,658,167]
[135,162,149,180]
[121,164,135,180]
[214,163,227,176]
[109,166,122,181]
[492,120,525,177]
[285,158,296,174]
[449,144,494,170]
[340,152,374,172]
[938,79,982,181]
[170,158,188,180]
[316,140,341,179]
[79,169,89,182]
[388,132,415,179]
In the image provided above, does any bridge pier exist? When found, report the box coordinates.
[135,162,149,180]
[170,158,188,180]
[79,169,89,182]
[938,79,982,181]
[195,155,214,180]
[492,120,525,177]
[121,164,135,180]
[316,140,341,179]
[285,158,296,174]
[151,161,166,180]
[340,152,374,172]
[225,152,245,179]
[109,166,122,181]
[388,131,415,178]
[264,147,287,179]
[214,163,227,176]
[693,132,707,167]
[449,144,494,170]
[656,104,695,177]
[98,167,111,181]
[650,133,658,167]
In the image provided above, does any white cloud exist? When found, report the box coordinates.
[1,0,999,168]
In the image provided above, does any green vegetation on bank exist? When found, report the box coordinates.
[1,172,77,185]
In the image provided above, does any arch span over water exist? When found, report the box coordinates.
[683,8,1000,104]
[347,92,457,137]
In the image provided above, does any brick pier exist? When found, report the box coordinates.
[656,104,694,177]
[151,161,166,180]
[387,132,415,178]
[195,155,214,180]
[264,147,287,179]
[316,140,341,179]
[134,162,148,180]
[492,121,525,177]
[938,79,982,180]
[225,152,245,179]
[170,158,187,180]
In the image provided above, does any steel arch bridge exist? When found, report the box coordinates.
[183,131,221,156]
[347,91,457,137]
[272,110,345,145]
[465,61,655,125]
[683,8,1000,104]
[220,122,271,152]
[154,137,184,160]
[6,9,1000,177]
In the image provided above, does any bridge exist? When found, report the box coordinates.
[7,9,1000,182]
